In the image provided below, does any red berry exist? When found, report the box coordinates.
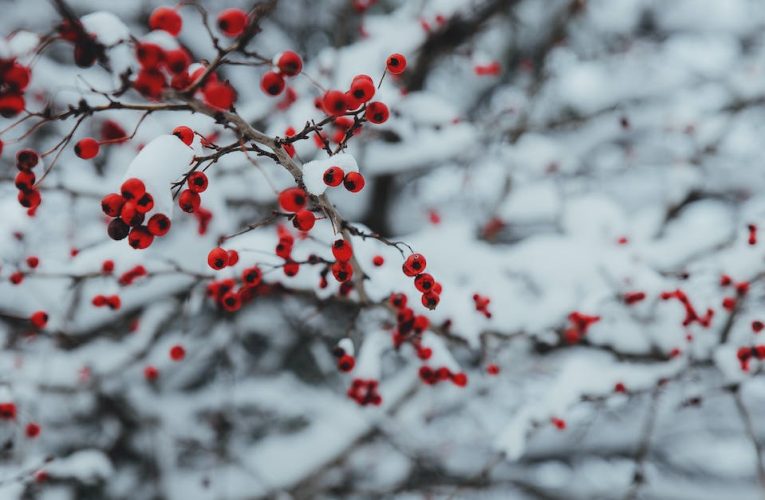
[217,8,248,37]
[332,239,353,262]
[25,422,41,438]
[128,226,154,249]
[149,6,182,36]
[0,93,24,117]
[4,63,30,91]
[207,247,229,270]
[173,125,194,145]
[30,311,48,329]
[350,76,375,103]
[101,120,127,142]
[226,249,239,266]
[221,291,242,312]
[338,354,355,372]
[421,291,440,310]
[15,170,35,191]
[144,365,159,380]
[102,260,114,274]
[487,364,500,375]
[134,68,166,98]
[322,90,348,116]
[242,266,263,287]
[365,101,389,124]
[293,209,316,231]
[331,261,353,282]
[323,166,344,187]
[120,201,144,227]
[178,189,201,213]
[753,320,764,333]
[451,372,468,387]
[121,178,146,201]
[283,260,300,276]
[147,213,171,236]
[18,189,41,209]
[9,272,24,285]
[413,273,435,293]
[276,50,303,76]
[203,81,236,110]
[187,171,208,193]
[16,149,39,170]
[74,137,100,159]
[260,71,285,96]
[135,192,154,213]
[343,172,365,192]
[169,344,186,361]
[25,256,39,269]
[386,53,407,74]
[164,49,190,73]
[278,187,307,212]
[136,42,165,69]
[372,255,384,267]
[403,253,426,276]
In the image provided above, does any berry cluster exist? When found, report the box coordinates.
[207,247,239,270]
[737,345,765,371]
[102,178,171,249]
[0,56,30,117]
[402,253,441,309]
[92,294,121,310]
[472,293,492,318]
[206,263,263,312]
[659,289,714,327]
[418,365,468,387]
[719,275,749,312]
[332,345,356,372]
[322,165,366,193]
[563,311,601,343]
[58,18,105,68]
[178,172,209,215]
[260,50,303,97]
[15,149,42,213]
[389,293,432,358]
[347,378,381,406]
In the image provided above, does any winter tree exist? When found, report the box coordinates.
[0,0,764,498]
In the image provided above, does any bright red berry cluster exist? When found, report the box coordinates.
[347,378,381,406]
[719,275,749,312]
[737,345,765,371]
[118,265,148,286]
[418,365,468,387]
[563,311,601,343]
[15,149,42,213]
[659,289,714,328]
[260,50,302,97]
[0,57,30,117]
[472,293,492,318]
[102,178,170,249]
[401,253,441,309]
[92,294,121,310]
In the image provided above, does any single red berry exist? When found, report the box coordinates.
[135,193,154,213]
[753,320,765,333]
[135,42,165,69]
[179,189,201,213]
[30,311,48,329]
[187,171,208,193]
[149,6,182,36]
[451,372,468,387]
[323,166,344,187]
[0,402,16,420]
[350,76,375,103]
[107,218,130,240]
[293,209,316,231]
[147,213,171,236]
[101,120,127,142]
[74,137,100,159]
[226,249,239,266]
[276,50,303,76]
[260,71,285,96]
[278,187,307,212]
[144,365,159,381]
[102,260,114,274]
[203,81,236,110]
[217,8,248,37]
[331,261,353,282]
[121,201,145,227]
[421,291,440,310]
[9,272,24,285]
[25,422,41,439]
[414,273,435,293]
[486,364,500,375]
[121,178,146,201]
[208,247,229,270]
[133,68,167,98]
[25,256,39,269]
[372,255,384,267]
[343,172,365,192]
[0,93,24,117]
[128,226,154,249]
[332,239,353,262]
[614,382,627,393]
[173,125,194,145]
[338,354,355,372]
[322,90,348,116]
[551,417,566,430]
[403,253,427,276]
[365,101,389,124]
[18,189,41,209]
[169,344,186,361]
[242,266,262,287]
[14,170,35,191]
[164,49,190,73]
[386,53,407,74]
[283,260,300,277]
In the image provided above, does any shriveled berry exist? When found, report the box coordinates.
[343,171,365,192]
[323,166,344,187]
[173,125,194,145]
[107,218,130,240]
[187,171,208,192]
[74,137,100,159]
[16,149,39,170]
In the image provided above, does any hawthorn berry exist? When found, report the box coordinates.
[128,226,154,249]
[25,422,41,439]
[322,90,348,116]
[149,6,182,36]
[74,137,100,159]
[422,291,440,310]
[101,120,127,142]
[173,125,194,145]
[184,172,208,194]
[323,166,344,187]
[26,256,39,269]
[293,209,316,231]
[451,372,468,387]
[134,68,167,98]
[147,213,171,236]
[30,311,48,329]
[414,273,435,293]
[258,70,285,96]
[338,354,355,372]
[120,202,145,227]
[203,81,236,110]
[372,255,384,266]
[278,187,307,212]
[332,239,353,262]
[0,93,24,117]
[753,320,764,333]
[9,272,24,285]
[331,261,353,282]
[217,8,248,36]
[350,75,375,103]
[343,172,365,192]
[144,365,159,381]
[107,218,130,240]
[102,260,114,274]
[15,171,35,191]
[242,266,263,287]
[16,149,39,170]
[276,50,303,76]
[386,53,407,74]
[487,364,500,375]
[136,42,165,69]
[164,49,190,73]
[403,253,426,276]
[135,193,154,213]
[0,402,16,420]
[283,260,300,276]
[179,189,201,213]
[121,178,146,201]
[18,189,41,209]
[208,247,229,270]
[169,344,186,361]
[390,292,407,309]
[365,101,389,124]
